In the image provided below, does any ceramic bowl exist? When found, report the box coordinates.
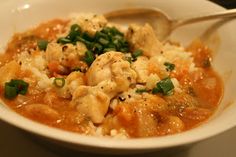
[0,0,236,154]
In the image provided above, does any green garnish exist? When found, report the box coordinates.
[84,50,95,65]
[4,79,29,99]
[67,26,81,41]
[93,43,103,53]
[57,24,81,45]
[72,67,81,72]
[53,78,65,88]
[57,24,130,66]
[4,85,18,99]
[98,38,109,45]
[132,49,143,59]
[152,77,174,95]
[126,56,132,63]
[136,88,148,94]
[103,48,116,52]
[71,24,81,32]
[37,40,48,51]
[57,37,71,44]
[164,62,175,72]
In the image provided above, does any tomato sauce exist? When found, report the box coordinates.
[0,19,223,138]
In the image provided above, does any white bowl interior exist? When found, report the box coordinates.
[0,0,236,151]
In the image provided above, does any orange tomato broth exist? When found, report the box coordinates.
[0,19,223,137]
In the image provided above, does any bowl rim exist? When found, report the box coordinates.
[0,0,236,151]
[0,100,235,150]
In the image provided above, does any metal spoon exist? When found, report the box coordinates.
[104,8,236,41]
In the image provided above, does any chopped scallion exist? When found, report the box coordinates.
[4,84,17,99]
[72,67,81,72]
[103,48,116,52]
[57,37,71,44]
[4,79,29,99]
[53,78,65,88]
[56,23,130,66]
[152,77,174,95]
[84,50,95,65]
[126,56,132,63]
[37,40,48,51]
[136,88,148,94]
[71,24,81,32]
[98,38,109,45]
[132,49,143,60]
[164,62,175,72]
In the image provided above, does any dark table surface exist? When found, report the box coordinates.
[210,0,236,9]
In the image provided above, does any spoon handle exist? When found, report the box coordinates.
[172,9,236,29]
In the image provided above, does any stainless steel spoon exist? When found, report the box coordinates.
[104,8,236,41]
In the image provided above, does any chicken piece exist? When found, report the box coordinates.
[71,80,117,123]
[24,103,59,121]
[60,43,87,68]
[66,71,86,93]
[45,42,87,72]
[70,14,107,36]
[131,56,149,83]
[148,55,170,79]
[17,51,47,72]
[87,51,137,92]
[45,42,63,62]
[72,51,137,124]
[127,23,163,57]
[57,71,86,98]
[0,61,21,86]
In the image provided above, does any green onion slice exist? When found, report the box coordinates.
[4,85,18,99]
[164,62,175,72]
[53,78,65,88]
[132,49,143,59]
[56,24,130,63]
[57,37,71,44]
[71,24,81,32]
[152,77,174,95]
[84,50,95,65]
[4,79,29,99]
[136,88,148,94]
[37,40,48,51]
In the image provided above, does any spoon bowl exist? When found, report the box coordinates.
[104,8,236,41]
[104,8,172,41]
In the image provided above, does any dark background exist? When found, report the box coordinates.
[210,0,236,9]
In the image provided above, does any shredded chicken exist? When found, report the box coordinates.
[71,80,117,123]
[73,52,137,123]
[87,51,137,92]
[45,42,87,71]
[57,71,86,98]
[131,56,149,83]
[127,23,163,57]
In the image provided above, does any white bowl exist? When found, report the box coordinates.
[0,0,236,154]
